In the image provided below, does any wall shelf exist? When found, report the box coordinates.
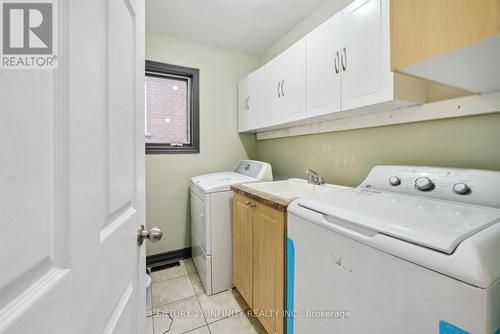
[256,91,500,140]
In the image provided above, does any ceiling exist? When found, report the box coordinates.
[146,0,330,55]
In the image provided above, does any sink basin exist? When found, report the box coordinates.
[244,178,346,200]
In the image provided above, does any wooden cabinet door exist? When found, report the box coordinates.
[306,14,342,118]
[232,193,254,307]
[253,203,285,334]
[341,0,393,111]
[281,37,306,123]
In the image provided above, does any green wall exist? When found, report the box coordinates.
[145,34,259,255]
[257,114,500,187]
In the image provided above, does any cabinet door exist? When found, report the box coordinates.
[253,203,285,334]
[341,0,393,111]
[248,69,268,131]
[238,78,249,132]
[281,37,306,123]
[256,59,282,129]
[306,15,342,118]
[232,193,254,307]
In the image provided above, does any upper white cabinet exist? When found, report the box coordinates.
[238,68,269,132]
[259,58,282,128]
[306,14,342,118]
[239,0,426,133]
[340,0,392,111]
[239,38,306,132]
[238,77,250,132]
[305,0,425,120]
[279,38,306,124]
[256,38,306,130]
[239,73,260,132]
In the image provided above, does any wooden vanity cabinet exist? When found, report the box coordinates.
[232,192,286,334]
[232,193,255,307]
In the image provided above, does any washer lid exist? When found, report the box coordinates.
[191,172,257,193]
[297,189,500,254]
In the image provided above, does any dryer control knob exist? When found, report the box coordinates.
[453,183,470,195]
[389,176,401,186]
[415,177,434,191]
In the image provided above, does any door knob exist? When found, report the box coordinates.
[137,225,163,246]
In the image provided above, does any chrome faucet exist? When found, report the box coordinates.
[306,169,325,185]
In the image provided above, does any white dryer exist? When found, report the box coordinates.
[190,160,272,295]
[287,166,500,334]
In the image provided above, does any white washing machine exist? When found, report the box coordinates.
[287,166,500,334]
[190,160,272,295]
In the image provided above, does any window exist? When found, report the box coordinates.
[145,61,199,154]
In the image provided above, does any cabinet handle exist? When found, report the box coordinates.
[247,96,250,110]
[244,96,248,110]
[281,79,285,97]
[277,81,281,98]
[341,47,347,71]
[334,51,340,74]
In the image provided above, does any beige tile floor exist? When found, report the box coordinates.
[146,259,267,334]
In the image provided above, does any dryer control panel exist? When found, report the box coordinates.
[234,160,273,181]
[360,165,500,209]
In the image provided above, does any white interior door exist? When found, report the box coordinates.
[0,0,146,333]
[306,14,342,118]
[341,0,392,111]
[281,37,306,123]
